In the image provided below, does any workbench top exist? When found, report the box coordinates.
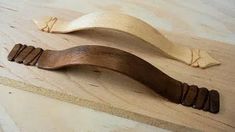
[0,0,234,132]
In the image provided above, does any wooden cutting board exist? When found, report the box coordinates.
[0,1,234,132]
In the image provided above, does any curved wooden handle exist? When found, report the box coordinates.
[33,12,220,68]
[8,44,220,113]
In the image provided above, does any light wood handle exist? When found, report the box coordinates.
[33,12,220,68]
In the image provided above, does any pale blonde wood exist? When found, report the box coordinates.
[0,1,234,132]
[33,12,220,68]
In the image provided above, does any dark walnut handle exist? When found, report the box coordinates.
[8,44,220,113]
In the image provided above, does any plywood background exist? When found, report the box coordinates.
[0,0,234,131]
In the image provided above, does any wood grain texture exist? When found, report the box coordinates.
[7,44,220,113]
[33,12,220,68]
[0,84,170,132]
[0,0,234,132]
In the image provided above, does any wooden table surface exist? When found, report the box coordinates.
[0,0,234,132]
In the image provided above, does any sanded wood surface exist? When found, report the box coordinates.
[33,12,220,68]
[0,1,234,132]
[0,84,169,132]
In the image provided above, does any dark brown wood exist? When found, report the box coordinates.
[182,85,198,106]
[15,46,35,63]
[203,95,210,111]
[30,50,43,66]
[209,90,220,113]
[193,88,208,109]
[181,83,189,103]
[16,45,27,59]
[7,44,220,113]
[23,48,43,65]
[7,44,22,61]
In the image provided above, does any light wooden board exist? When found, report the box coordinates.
[0,1,234,132]
[0,84,169,132]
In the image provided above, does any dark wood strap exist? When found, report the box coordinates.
[7,44,220,113]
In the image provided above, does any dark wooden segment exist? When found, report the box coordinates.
[23,48,43,65]
[7,44,22,61]
[181,83,189,103]
[209,90,220,113]
[29,50,43,66]
[165,82,182,104]
[37,45,183,103]
[16,45,27,57]
[193,88,209,109]
[182,85,198,106]
[15,46,35,63]
[203,96,210,111]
